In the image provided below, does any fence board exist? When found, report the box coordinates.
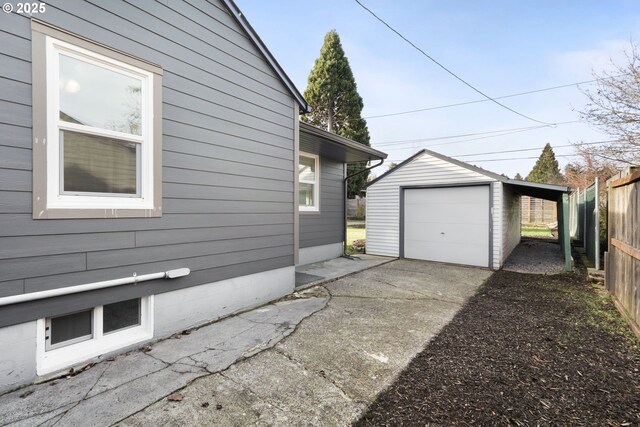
[605,167,640,337]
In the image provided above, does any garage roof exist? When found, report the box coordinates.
[300,122,388,163]
[366,148,571,201]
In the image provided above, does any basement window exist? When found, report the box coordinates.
[37,297,153,375]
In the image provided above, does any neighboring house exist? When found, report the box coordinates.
[365,149,571,269]
[0,0,385,391]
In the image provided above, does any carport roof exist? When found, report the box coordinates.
[366,148,571,200]
[503,180,571,202]
[300,122,388,163]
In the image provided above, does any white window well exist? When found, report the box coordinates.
[37,296,153,375]
[31,22,162,219]
[299,153,320,212]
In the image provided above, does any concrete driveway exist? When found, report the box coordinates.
[0,259,491,427]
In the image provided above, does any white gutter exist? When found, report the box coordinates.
[0,268,190,307]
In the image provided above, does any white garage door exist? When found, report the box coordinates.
[403,186,490,267]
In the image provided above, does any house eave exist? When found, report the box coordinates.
[299,122,387,163]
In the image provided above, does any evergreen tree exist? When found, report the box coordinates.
[302,30,371,197]
[526,143,565,184]
[514,173,523,180]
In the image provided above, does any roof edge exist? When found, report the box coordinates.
[220,0,310,113]
[365,149,426,188]
[300,121,387,161]
[505,179,572,192]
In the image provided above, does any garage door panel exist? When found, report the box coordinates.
[405,222,488,245]
[404,203,488,225]
[405,186,488,205]
[403,186,490,267]
[404,241,488,267]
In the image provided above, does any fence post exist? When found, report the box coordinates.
[594,177,600,269]
[562,193,572,271]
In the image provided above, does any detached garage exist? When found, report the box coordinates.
[366,149,572,270]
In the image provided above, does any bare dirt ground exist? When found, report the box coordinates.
[355,270,640,426]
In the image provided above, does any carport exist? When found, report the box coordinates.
[365,149,573,271]
[503,180,573,271]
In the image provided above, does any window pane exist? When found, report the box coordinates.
[299,156,316,182]
[59,53,142,135]
[62,130,138,194]
[103,298,141,334]
[50,309,92,346]
[299,183,315,207]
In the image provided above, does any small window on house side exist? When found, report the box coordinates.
[299,153,319,212]
[38,297,153,375]
[31,24,162,219]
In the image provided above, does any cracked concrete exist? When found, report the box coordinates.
[0,259,491,427]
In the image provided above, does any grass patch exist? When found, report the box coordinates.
[346,227,366,255]
[521,226,552,238]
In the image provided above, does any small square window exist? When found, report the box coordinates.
[103,298,141,334]
[46,309,93,350]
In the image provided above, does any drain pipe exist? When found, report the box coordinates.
[343,159,384,259]
[0,268,190,307]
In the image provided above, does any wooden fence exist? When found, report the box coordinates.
[521,196,557,225]
[605,167,640,337]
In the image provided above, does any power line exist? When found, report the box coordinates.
[364,78,609,119]
[464,155,577,162]
[452,140,619,158]
[373,120,581,148]
[353,0,554,126]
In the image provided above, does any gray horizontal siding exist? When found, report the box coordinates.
[0,0,297,328]
[0,280,24,298]
[1,255,293,328]
[299,156,345,248]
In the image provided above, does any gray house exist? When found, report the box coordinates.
[0,0,385,390]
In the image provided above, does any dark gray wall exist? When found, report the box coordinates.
[0,0,296,327]
[299,156,345,249]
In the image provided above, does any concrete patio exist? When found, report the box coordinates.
[0,258,491,426]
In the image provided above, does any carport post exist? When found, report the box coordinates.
[562,193,572,271]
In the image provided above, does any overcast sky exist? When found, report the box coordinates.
[236,0,640,178]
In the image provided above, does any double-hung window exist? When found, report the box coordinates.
[299,153,320,212]
[32,23,162,218]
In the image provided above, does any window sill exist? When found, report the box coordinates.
[33,207,162,219]
[36,324,153,375]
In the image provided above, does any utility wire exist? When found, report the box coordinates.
[353,0,554,126]
[364,77,620,119]
[373,120,581,147]
[464,155,576,162]
[452,140,619,158]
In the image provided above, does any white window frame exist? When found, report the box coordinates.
[36,296,154,375]
[44,36,155,211]
[299,152,320,212]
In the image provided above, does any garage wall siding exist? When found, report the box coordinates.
[366,152,502,268]
[491,182,502,268]
[501,184,521,264]
[0,0,296,327]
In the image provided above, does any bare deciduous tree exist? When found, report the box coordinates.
[564,146,618,189]
[580,44,640,164]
